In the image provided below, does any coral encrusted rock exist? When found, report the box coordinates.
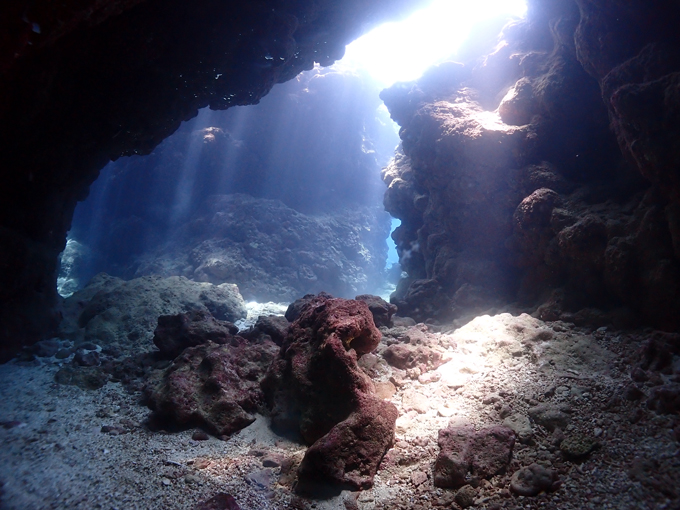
[144,337,278,436]
[261,294,397,493]
[433,425,516,489]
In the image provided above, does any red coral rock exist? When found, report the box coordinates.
[262,294,396,493]
[145,337,278,436]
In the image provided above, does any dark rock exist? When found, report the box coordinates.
[153,310,238,359]
[433,425,515,489]
[630,367,649,382]
[240,315,289,346]
[647,384,680,414]
[623,383,645,401]
[32,339,61,358]
[55,348,74,359]
[355,295,398,327]
[454,485,477,509]
[54,366,108,390]
[297,395,398,493]
[194,493,241,510]
[144,338,278,436]
[527,404,571,431]
[73,349,100,367]
[262,294,396,492]
[510,463,558,496]
[192,430,210,441]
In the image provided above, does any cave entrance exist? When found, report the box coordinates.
[59,0,527,308]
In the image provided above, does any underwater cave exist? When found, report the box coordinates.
[1,0,680,508]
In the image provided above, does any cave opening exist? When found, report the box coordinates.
[3,0,680,507]
[59,0,529,309]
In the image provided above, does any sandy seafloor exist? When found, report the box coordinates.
[1,312,679,510]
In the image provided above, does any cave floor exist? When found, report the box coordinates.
[0,314,678,510]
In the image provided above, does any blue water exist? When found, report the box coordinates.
[386,217,401,269]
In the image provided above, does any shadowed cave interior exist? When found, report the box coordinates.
[1,0,680,509]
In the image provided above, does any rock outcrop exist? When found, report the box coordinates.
[262,294,398,492]
[381,0,680,328]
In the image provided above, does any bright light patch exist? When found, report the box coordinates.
[338,0,527,86]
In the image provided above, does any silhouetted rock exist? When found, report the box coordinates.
[433,425,515,489]
[379,0,680,328]
[145,338,278,436]
[153,310,239,359]
[262,294,396,492]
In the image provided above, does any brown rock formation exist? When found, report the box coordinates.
[262,294,397,492]
[381,0,680,328]
[145,336,278,436]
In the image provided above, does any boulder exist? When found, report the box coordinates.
[145,338,278,436]
[262,294,396,492]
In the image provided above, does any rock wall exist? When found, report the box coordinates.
[0,0,415,360]
[382,0,680,328]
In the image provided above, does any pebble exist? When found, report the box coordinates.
[262,453,284,468]
[510,463,556,496]
[192,430,210,441]
[411,470,428,486]
[560,434,599,460]
[503,413,533,444]
[184,473,201,484]
[455,485,477,508]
